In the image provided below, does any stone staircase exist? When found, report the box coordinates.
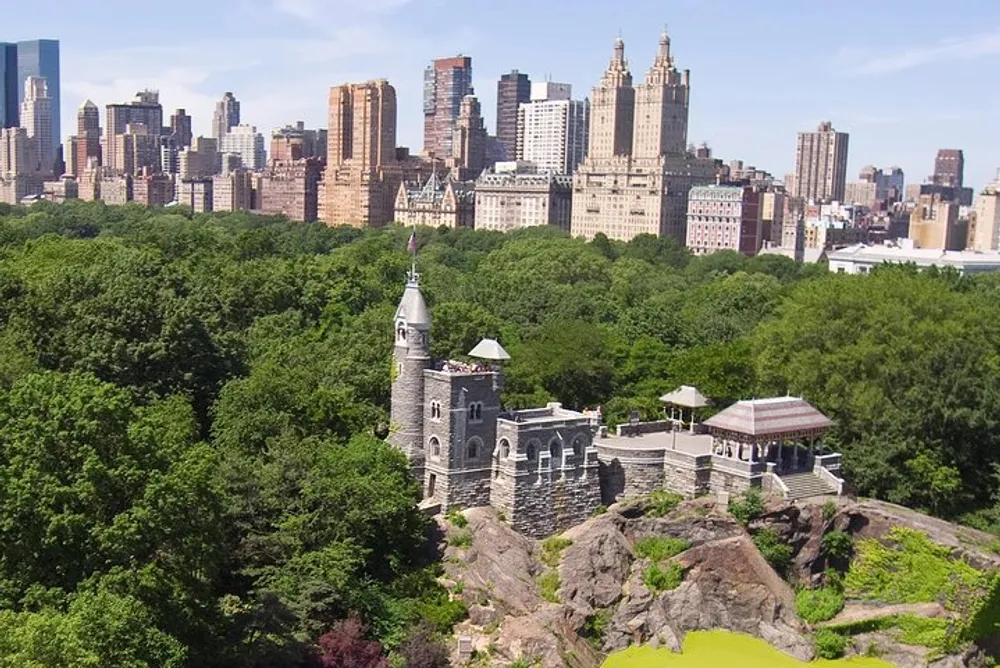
[779,471,838,500]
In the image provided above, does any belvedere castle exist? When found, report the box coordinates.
[389,272,844,538]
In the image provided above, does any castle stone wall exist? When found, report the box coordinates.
[596,444,665,503]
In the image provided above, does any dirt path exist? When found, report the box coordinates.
[819,601,950,627]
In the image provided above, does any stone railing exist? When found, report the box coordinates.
[711,456,765,477]
[615,420,672,437]
[814,453,842,472]
[816,465,845,496]
[763,471,790,499]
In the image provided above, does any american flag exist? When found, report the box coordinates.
[407,229,416,254]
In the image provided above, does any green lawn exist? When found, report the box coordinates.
[603,630,891,667]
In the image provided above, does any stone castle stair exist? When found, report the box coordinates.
[779,472,837,500]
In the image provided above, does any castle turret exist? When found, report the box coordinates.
[390,272,432,482]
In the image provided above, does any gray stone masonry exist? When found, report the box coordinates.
[491,405,602,538]
[423,369,501,512]
[389,320,430,481]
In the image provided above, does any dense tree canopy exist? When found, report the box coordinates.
[0,200,997,664]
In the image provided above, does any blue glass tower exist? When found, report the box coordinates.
[16,40,60,145]
[0,42,16,128]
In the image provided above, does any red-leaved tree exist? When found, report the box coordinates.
[316,614,388,668]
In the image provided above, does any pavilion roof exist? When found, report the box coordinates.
[702,397,832,437]
[659,385,711,408]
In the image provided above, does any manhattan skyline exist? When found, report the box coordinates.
[6,0,1000,190]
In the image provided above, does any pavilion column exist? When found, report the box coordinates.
[776,440,784,471]
[793,439,800,470]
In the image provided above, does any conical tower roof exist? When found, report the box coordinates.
[395,279,430,330]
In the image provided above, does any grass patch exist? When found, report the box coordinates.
[795,587,845,624]
[446,508,468,528]
[845,527,985,610]
[448,531,473,548]
[729,489,764,526]
[752,527,793,574]
[580,607,612,650]
[541,537,573,568]
[643,562,685,593]
[821,530,853,560]
[826,614,958,656]
[647,490,684,517]
[591,504,608,517]
[813,628,847,659]
[538,571,560,603]
[634,536,690,562]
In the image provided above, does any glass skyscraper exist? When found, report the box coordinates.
[16,40,60,147]
[0,43,17,128]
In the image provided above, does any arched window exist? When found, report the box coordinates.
[499,438,511,459]
[467,437,481,459]
[429,436,441,457]
[468,402,483,422]
[396,322,407,341]
[527,440,540,461]
[549,438,562,460]
[572,434,587,457]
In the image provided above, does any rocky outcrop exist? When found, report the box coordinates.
[441,497,998,667]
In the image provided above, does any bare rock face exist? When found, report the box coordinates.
[560,513,633,615]
[605,535,813,661]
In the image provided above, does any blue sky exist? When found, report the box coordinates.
[7,0,1000,189]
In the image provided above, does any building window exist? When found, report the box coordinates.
[467,437,481,459]
[527,440,539,461]
[429,436,441,457]
[468,402,483,422]
[549,438,561,460]
[572,434,587,456]
[499,438,510,459]
[396,323,407,341]
[430,401,442,419]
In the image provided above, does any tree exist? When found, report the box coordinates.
[398,623,449,668]
[315,615,388,668]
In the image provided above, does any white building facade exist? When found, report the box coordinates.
[219,124,266,171]
[828,241,1000,276]
[20,76,54,177]
[515,82,589,175]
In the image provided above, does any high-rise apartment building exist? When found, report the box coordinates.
[446,94,487,179]
[932,149,964,188]
[571,32,717,241]
[793,121,849,202]
[179,136,220,179]
[972,171,1000,252]
[270,122,327,162]
[212,92,240,139]
[170,109,192,149]
[515,81,589,175]
[909,192,964,250]
[15,40,60,151]
[109,123,159,176]
[179,178,213,213]
[475,163,573,233]
[105,91,163,173]
[20,76,54,176]
[71,100,101,177]
[212,169,253,212]
[219,124,266,171]
[0,44,17,128]
[423,56,473,160]
[258,158,322,222]
[496,70,531,161]
[685,184,762,256]
[324,79,429,228]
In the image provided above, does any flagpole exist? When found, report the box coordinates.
[410,225,417,280]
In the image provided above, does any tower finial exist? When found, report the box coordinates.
[407,225,418,283]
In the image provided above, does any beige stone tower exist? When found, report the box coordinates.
[632,30,689,160]
[588,37,634,161]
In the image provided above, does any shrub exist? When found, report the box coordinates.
[821,530,853,561]
[813,628,847,659]
[397,623,450,668]
[647,490,684,517]
[446,509,468,529]
[729,489,764,526]
[590,504,608,517]
[752,528,793,574]
[580,608,612,650]
[541,537,573,568]
[634,536,691,562]
[643,562,685,592]
[822,500,838,522]
[448,532,473,548]
[795,587,845,624]
[538,572,560,603]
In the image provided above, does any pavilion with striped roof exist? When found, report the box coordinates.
[702,396,833,472]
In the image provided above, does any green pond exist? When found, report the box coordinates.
[602,630,892,668]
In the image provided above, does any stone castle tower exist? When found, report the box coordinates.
[389,271,432,482]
